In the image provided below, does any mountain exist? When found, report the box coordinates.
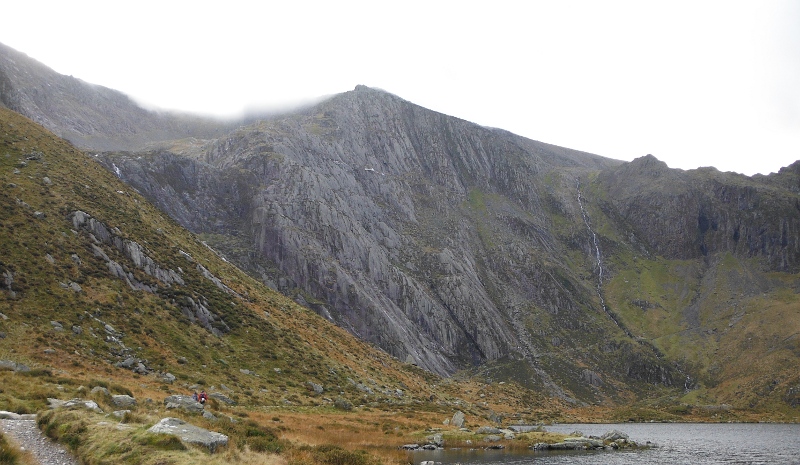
[3,41,800,415]
[0,42,233,151]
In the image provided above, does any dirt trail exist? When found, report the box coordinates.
[1,418,78,465]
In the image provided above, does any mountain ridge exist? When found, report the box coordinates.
[2,40,800,414]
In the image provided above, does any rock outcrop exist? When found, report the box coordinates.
[163,395,204,414]
[147,417,228,452]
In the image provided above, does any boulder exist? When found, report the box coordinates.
[0,360,30,372]
[0,411,23,420]
[451,411,465,428]
[91,386,110,396]
[476,426,502,435]
[425,433,443,447]
[116,357,136,369]
[602,429,629,442]
[163,395,204,413]
[307,381,324,394]
[209,393,236,405]
[49,398,103,413]
[147,417,228,452]
[111,394,137,408]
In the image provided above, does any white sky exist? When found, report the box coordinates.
[2,0,798,175]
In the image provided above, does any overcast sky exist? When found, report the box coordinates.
[2,1,798,175]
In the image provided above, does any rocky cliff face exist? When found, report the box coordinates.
[596,154,800,271]
[99,86,686,402]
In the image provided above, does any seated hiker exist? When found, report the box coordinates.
[199,390,207,404]
[192,391,198,402]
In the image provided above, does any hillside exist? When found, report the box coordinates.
[0,107,587,465]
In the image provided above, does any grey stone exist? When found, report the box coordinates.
[451,411,465,428]
[111,394,137,408]
[0,411,22,420]
[147,417,228,452]
[91,386,110,396]
[49,398,103,413]
[163,395,204,413]
[307,381,324,394]
[111,410,131,418]
[209,393,236,405]
[602,430,629,442]
[116,357,136,369]
[0,360,30,372]
[426,433,443,447]
[50,321,64,330]
[476,426,502,435]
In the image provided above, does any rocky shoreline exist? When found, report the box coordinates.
[400,413,648,455]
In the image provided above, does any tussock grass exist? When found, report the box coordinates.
[0,432,22,465]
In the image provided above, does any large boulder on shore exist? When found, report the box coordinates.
[147,417,228,452]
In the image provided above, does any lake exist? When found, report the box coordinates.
[409,423,800,464]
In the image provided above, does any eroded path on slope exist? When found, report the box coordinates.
[1,417,78,465]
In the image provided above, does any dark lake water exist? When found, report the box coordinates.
[409,423,800,464]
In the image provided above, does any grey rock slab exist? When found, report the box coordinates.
[163,395,204,413]
[111,394,137,408]
[147,417,228,452]
[208,392,236,405]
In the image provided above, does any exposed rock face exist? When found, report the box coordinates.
[596,155,800,271]
[97,87,649,400]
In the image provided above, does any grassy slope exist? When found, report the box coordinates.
[602,231,800,420]
[0,108,581,464]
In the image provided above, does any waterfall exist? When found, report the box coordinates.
[576,179,630,336]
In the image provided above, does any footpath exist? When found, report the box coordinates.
[1,415,78,465]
